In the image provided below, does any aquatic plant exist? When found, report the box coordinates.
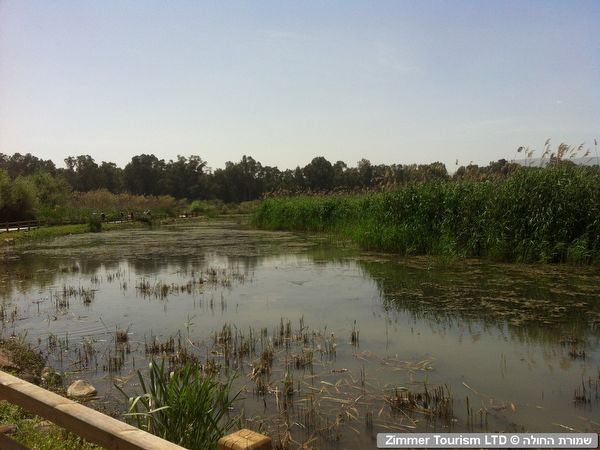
[116,327,129,343]
[386,383,453,419]
[118,359,241,450]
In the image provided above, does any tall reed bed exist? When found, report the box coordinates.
[36,189,179,224]
[254,166,600,264]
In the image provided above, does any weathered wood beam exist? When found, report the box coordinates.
[0,370,184,450]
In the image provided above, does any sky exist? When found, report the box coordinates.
[0,0,598,171]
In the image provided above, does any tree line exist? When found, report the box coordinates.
[6,146,591,222]
[0,151,525,202]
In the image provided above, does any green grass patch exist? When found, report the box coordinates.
[0,402,100,450]
[6,221,143,243]
[0,338,99,449]
[0,336,44,382]
[8,224,89,242]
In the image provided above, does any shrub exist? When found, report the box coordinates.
[87,215,102,233]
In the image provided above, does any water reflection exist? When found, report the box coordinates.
[355,257,600,341]
[1,221,599,447]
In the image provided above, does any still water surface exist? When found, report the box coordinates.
[1,220,599,448]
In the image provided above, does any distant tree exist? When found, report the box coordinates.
[238,155,263,200]
[454,160,516,181]
[212,155,264,202]
[293,166,305,190]
[124,154,166,195]
[303,157,334,191]
[333,160,347,188]
[342,167,361,189]
[357,158,373,188]
[164,155,207,199]
[62,156,78,187]
[98,162,125,193]
[61,155,104,191]
[260,165,282,194]
[77,155,102,191]
[424,162,449,181]
[0,151,457,203]
[279,168,302,192]
[0,152,56,178]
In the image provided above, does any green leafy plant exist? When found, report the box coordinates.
[87,215,102,232]
[118,359,241,450]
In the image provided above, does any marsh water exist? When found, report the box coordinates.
[1,220,599,448]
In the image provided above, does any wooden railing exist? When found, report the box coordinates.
[0,214,180,234]
[0,371,272,450]
[0,220,40,233]
[0,371,184,449]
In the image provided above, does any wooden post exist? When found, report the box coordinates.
[218,429,272,450]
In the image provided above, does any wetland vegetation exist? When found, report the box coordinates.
[1,220,599,449]
[2,0,598,447]
[2,146,600,449]
[255,165,600,264]
[0,146,566,225]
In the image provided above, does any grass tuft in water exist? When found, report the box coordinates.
[386,383,453,419]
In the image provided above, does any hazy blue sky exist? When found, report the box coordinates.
[1,1,598,170]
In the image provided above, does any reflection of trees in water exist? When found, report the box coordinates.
[5,228,599,347]
[227,255,260,272]
[0,221,314,299]
[130,255,198,275]
[129,253,260,276]
[0,250,263,301]
[0,255,62,298]
[353,258,600,344]
[76,258,107,274]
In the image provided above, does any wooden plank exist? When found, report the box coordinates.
[0,370,185,450]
